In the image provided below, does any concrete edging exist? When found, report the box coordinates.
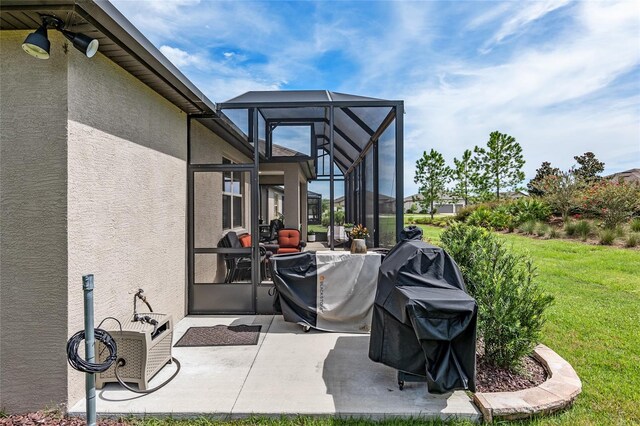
[472,344,581,423]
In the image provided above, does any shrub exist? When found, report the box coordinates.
[467,207,492,228]
[538,171,583,220]
[625,233,639,248]
[321,209,345,227]
[564,221,577,237]
[519,220,537,235]
[580,180,640,229]
[599,229,616,245]
[454,204,480,222]
[536,223,550,237]
[548,227,560,239]
[512,198,552,223]
[631,217,640,233]
[488,209,512,231]
[440,223,554,369]
[575,220,592,241]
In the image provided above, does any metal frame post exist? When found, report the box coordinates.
[329,106,335,251]
[251,108,260,303]
[82,274,96,426]
[395,103,404,242]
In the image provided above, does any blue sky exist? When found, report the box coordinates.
[112,0,639,196]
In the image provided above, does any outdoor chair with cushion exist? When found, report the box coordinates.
[218,231,273,282]
[276,229,306,254]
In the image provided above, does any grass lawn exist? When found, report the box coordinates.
[134,226,638,425]
[418,225,640,425]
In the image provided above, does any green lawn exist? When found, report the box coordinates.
[417,225,640,425]
[134,226,639,426]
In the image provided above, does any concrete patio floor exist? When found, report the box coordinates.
[69,315,480,421]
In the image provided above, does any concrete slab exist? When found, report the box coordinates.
[70,315,480,421]
[69,315,272,417]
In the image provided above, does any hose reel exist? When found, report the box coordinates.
[67,284,180,396]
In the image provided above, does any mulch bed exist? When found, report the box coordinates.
[475,354,548,393]
[0,411,128,426]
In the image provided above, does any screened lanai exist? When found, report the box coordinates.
[218,90,404,249]
[188,90,403,314]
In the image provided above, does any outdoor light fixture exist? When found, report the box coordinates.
[22,15,99,59]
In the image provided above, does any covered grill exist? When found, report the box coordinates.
[368,226,477,393]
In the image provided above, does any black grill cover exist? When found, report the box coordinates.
[368,226,477,393]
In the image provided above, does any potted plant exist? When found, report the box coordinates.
[307,229,316,242]
[344,222,354,235]
[350,224,369,254]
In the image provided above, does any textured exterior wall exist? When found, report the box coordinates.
[66,51,187,407]
[0,31,69,413]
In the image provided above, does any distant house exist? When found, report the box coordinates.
[404,190,529,214]
[606,168,640,184]
[404,194,464,214]
[499,190,528,199]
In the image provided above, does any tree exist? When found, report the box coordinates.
[474,131,525,200]
[580,180,640,229]
[573,152,604,183]
[451,149,479,206]
[535,171,582,221]
[414,149,452,219]
[528,161,560,196]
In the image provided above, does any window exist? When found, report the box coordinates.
[222,158,243,229]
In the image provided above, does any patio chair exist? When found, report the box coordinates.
[276,229,306,254]
[218,231,272,282]
[261,219,284,243]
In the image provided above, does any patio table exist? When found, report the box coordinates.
[270,250,382,333]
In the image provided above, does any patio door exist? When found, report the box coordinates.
[188,164,261,313]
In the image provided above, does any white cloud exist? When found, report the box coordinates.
[480,0,572,52]
[159,45,208,69]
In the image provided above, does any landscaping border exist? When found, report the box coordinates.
[473,344,581,423]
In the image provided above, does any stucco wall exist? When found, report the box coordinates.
[0,31,69,413]
[65,50,188,406]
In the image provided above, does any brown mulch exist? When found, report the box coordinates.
[475,354,548,393]
[0,411,129,426]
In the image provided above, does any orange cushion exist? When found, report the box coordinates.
[278,229,300,248]
[277,247,300,254]
[238,234,252,247]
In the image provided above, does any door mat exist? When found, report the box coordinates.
[174,325,262,347]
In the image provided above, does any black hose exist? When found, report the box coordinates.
[66,329,117,373]
[114,357,181,394]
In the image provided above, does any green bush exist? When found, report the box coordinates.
[454,204,481,222]
[625,233,639,248]
[519,220,537,235]
[599,229,617,245]
[321,209,345,227]
[565,221,577,237]
[548,227,560,239]
[581,180,640,229]
[536,222,550,237]
[631,217,640,233]
[466,207,492,228]
[440,223,554,369]
[511,198,552,223]
[575,220,592,241]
